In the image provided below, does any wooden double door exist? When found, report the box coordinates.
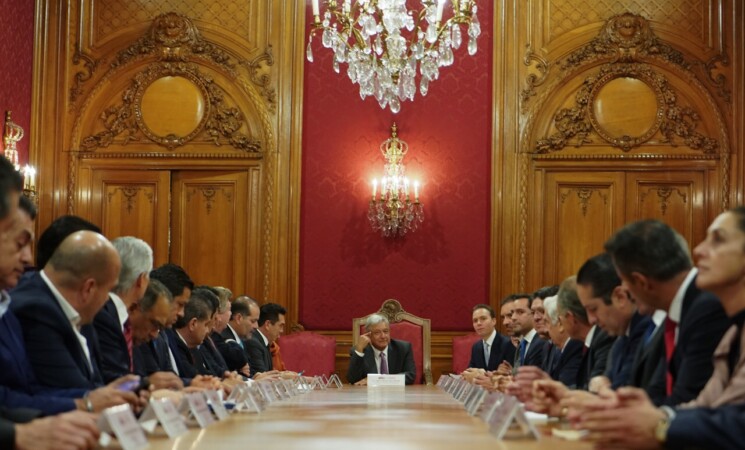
[77,165,263,296]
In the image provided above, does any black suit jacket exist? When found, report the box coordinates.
[522,334,546,368]
[650,277,729,407]
[0,307,84,415]
[631,317,665,402]
[216,327,249,372]
[136,331,174,376]
[245,329,273,376]
[576,327,615,390]
[346,339,416,385]
[605,312,651,389]
[93,298,131,383]
[667,404,745,450]
[467,333,515,371]
[164,328,208,379]
[549,339,583,387]
[199,335,229,377]
[10,272,103,389]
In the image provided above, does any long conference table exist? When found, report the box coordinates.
[148,386,593,450]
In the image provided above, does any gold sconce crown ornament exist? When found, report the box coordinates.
[307,0,481,113]
[2,111,36,204]
[368,123,424,237]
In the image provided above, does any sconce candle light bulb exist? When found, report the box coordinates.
[367,123,424,237]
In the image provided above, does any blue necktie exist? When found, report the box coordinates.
[518,339,528,365]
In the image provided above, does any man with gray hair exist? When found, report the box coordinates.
[94,237,152,383]
[556,276,615,390]
[347,314,416,385]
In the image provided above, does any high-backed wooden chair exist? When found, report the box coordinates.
[451,333,481,374]
[352,299,432,385]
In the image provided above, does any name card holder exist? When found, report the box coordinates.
[257,381,280,403]
[139,398,188,438]
[457,383,475,402]
[204,389,230,420]
[178,392,216,428]
[249,384,269,411]
[478,392,505,423]
[487,395,539,441]
[273,381,290,399]
[326,374,343,388]
[97,404,149,450]
[366,374,405,387]
[436,374,449,388]
[451,379,468,398]
[464,387,487,416]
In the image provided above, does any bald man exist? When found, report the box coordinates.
[11,231,121,389]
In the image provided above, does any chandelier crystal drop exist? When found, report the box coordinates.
[368,123,424,237]
[307,0,480,113]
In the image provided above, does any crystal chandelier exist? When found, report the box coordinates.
[368,123,424,237]
[307,0,481,113]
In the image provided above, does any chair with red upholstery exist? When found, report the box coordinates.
[277,331,336,377]
[451,333,481,374]
[352,299,432,385]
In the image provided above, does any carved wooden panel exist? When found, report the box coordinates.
[89,169,171,266]
[534,171,626,286]
[171,170,260,295]
[626,171,706,244]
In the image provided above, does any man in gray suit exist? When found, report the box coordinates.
[347,314,416,385]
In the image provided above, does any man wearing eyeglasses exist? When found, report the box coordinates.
[347,314,416,385]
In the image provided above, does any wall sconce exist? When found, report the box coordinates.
[3,111,37,204]
[368,123,424,237]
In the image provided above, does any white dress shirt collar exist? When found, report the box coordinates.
[257,329,269,347]
[109,292,129,331]
[227,324,242,342]
[483,329,496,347]
[0,290,10,319]
[585,325,597,348]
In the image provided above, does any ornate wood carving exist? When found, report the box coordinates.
[640,186,687,215]
[186,185,233,214]
[560,13,689,70]
[520,44,550,105]
[70,49,100,105]
[535,64,718,154]
[80,61,260,152]
[241,46,277,113]
[106,186,154,214]
[559,187,608,217]
[700,49,731,104]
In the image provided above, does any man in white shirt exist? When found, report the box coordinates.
[467,304,513,371]
[347,314,416,385]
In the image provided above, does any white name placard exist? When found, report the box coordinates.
[139,398,188,438]
[366,374,405,387]
[97,404,148,450]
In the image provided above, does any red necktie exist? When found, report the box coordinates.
[123,318,133,372]
[664,317,677,395]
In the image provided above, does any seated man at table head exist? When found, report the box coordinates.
[245,302,286,376]
[346,314,416,385]
[467,304,513,371]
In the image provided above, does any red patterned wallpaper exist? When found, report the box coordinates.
[0,0,34,165]
[300,1,493,331]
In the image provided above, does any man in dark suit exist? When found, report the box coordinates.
[218,295,259,374]
[246,303,286,376]
[10,231,121,390]
[165,289,216,379]
[629,310,666,401]
[576,253,652,389]
[347,314,416,385]
[467,304,514,371]
[93,236,153,383]
[556,276,616,390]
[605,220,729,406]
[139,263,194,378]
[509,294,546,371]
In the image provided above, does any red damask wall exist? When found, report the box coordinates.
[300,2,493,331]
[0,0,35,164]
